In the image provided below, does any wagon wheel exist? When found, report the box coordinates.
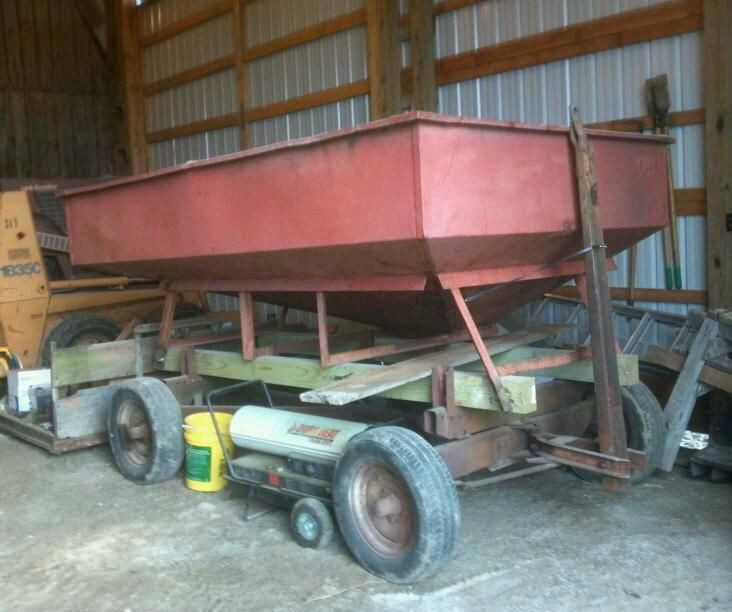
[349,463,415,557]
[107,378,184,485]
[333,426,460,584]
[115,398,152,469]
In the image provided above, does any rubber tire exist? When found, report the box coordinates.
[108,377,184,485]
[333,426,460,584]
[574,382,666,485]
[42,313,120,366]
[290,498,334,550]
[144,302,203,324]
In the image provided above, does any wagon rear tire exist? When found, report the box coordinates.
[108,378,184,485]
[333,426,460,584]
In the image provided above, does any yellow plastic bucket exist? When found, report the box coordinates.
[183,412,234,492]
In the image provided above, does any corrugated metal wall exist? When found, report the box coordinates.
[136,0,706,327]
[434,0,705,323]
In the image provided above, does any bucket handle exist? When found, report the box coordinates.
[182,423,232,438]
[205,380,274,478]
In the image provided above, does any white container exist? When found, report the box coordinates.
[229,406,368,461]
[8,368,52,415]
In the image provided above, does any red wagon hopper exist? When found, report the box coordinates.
[58,111,672,584]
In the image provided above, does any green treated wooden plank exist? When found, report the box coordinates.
[482,347,639,385]
[51,337,156,387]
[161,349,537,413]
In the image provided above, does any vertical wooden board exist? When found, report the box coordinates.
[33,0,54,93]
[0,89,15,177]
[43,93,61,178]
[87,15,108,95]
[68,0,90,94]
[119,0,148,173]
[26,92,47,178]
[17,0,40,91]
[704,0,732,309]
[94,94,113,176]
[0,2,8,89]
[70,93,88,176]
[56,94,76,177]
[52,0,75,94]
[2,0,24,89]
[9,90,30,177]
[86,94,100,177]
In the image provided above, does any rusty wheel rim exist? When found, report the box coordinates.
[116,399,151,468]
[350,462,414,557]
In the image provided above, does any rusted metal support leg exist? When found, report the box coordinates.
[158,291,177,351]
[316,292,330,368]
[569,106,628,491]
[450,287,513,412]
[239,291,256,360]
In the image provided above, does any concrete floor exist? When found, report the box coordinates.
[1,431,730,612]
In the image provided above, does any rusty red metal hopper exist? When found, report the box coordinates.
[63,112,669,336]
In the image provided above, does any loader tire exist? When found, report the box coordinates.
[42,313,120,366]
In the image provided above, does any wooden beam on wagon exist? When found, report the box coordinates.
[367,0,402,119]
[300,327,560,406]
[435,0,703,86]
[160,349,536,413]
[703,0,732,309]
[549,285,708,305]
[409,0,436,112]
[660,316,719,470]
[644,345,732,394]
[569,107,628,492]
[118,0,147,173]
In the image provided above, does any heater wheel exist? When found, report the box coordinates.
[290,498,334,549]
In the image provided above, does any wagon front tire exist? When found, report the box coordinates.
[333,426,460,584]
[573,382,666,485]
[108,378,184,485]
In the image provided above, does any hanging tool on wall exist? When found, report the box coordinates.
[646,74,682,289]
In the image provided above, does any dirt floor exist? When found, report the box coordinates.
[0,431,730,612]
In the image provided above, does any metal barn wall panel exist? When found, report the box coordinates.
[143,14,234,84]
[250,96,369,147]
[244,0,365,46]
[247,27,368,108]
[436,3,705,317]
[140,0,223,36]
